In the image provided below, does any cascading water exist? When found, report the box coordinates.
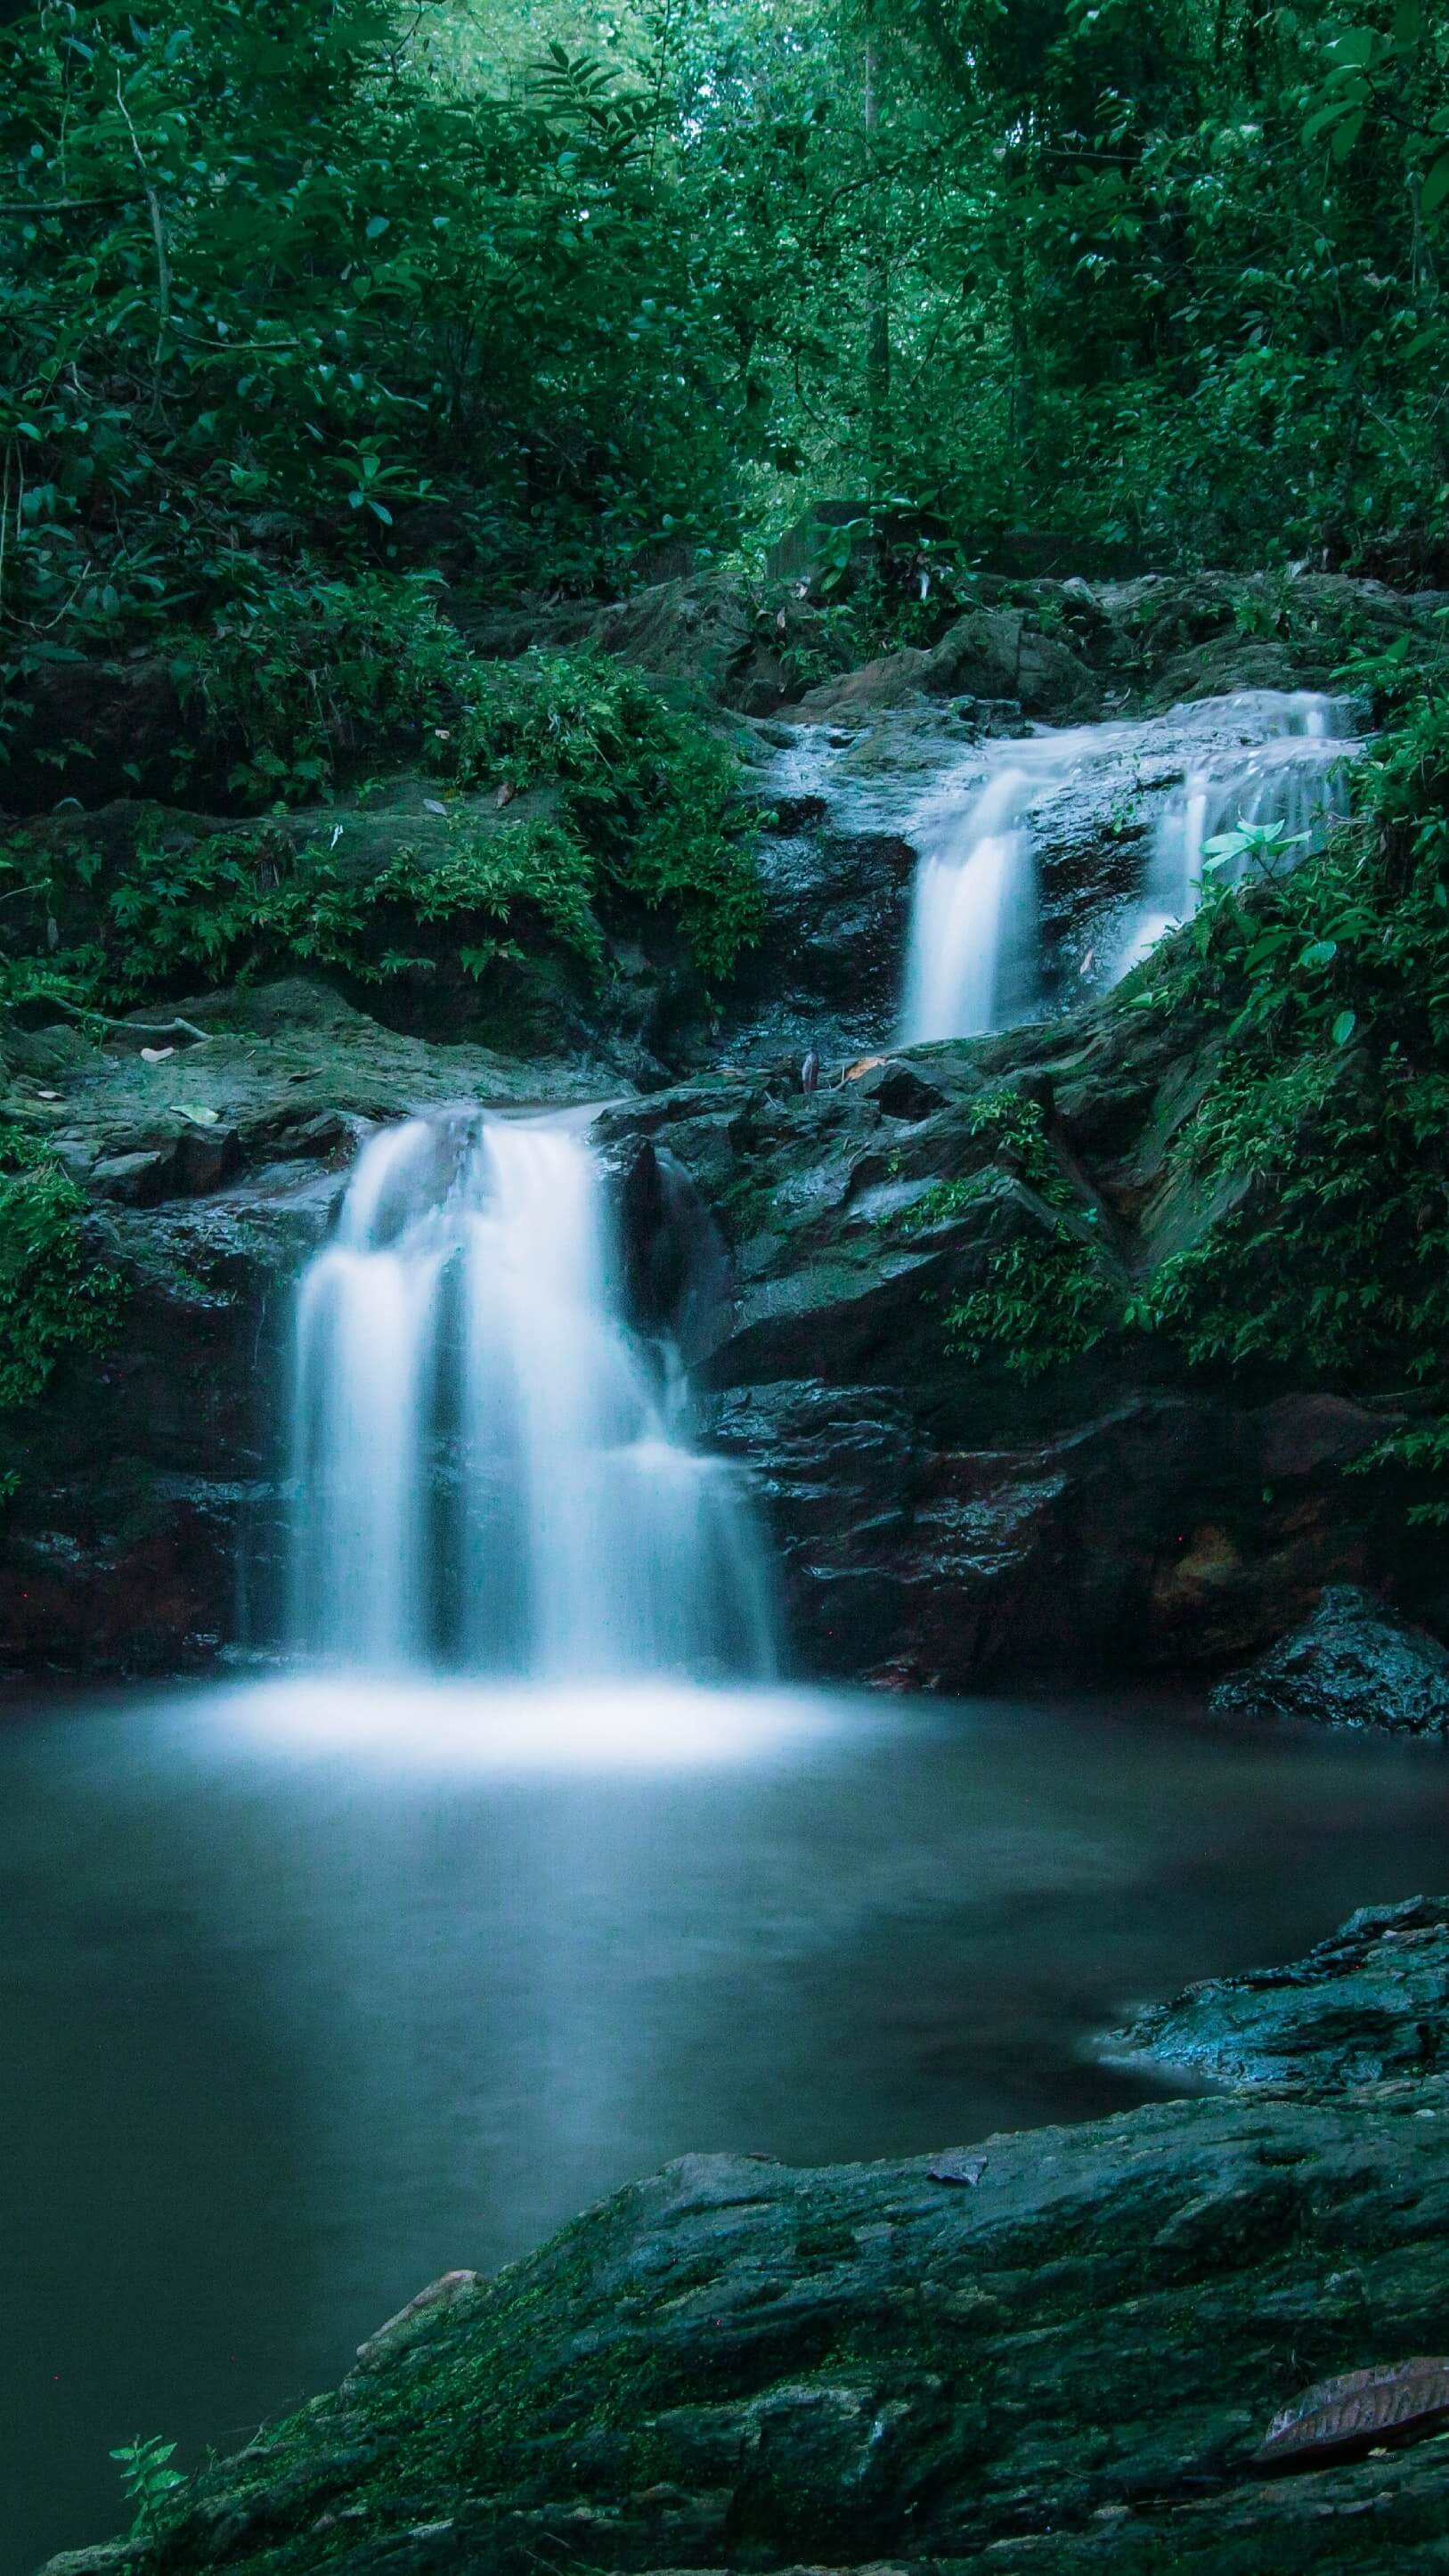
[1111,689,1360,975]
[896,689,1362,1043]
[289,1113,775,1682]
[900,762,1045,1044]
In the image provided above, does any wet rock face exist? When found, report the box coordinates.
[1209,1586,1449,1738]
[597,1003,1402,1687]
[1103,1894,1449,2094]
[0,1173,319,1676]
[745,684,1365,1031]
[47,1907,1449,2576]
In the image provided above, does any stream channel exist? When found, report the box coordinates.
[3,681,1397,2572]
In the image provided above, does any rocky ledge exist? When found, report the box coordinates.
[599,1001,1421,1686]
[3,961,1437,1682]
[44,1901,1449,2576]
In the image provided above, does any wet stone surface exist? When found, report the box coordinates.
[42,1903,1449,2576]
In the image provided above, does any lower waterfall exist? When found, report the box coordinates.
[289,1113,776,1681]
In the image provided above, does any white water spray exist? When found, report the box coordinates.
[1112,690,1359,974]
[900,762,1044,1044]
[289,1114,775,1681]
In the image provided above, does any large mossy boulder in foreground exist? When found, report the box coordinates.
[44,1903,1449,2576]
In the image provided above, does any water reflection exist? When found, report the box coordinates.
[2,1678,1446,2572]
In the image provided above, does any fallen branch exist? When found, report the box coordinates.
[44,996,211,1044]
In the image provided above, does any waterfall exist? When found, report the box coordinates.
[896,689,1361,1044]
[1112,690,1359,975]
[900,762,1046,1043]
[289,1113,775,1682]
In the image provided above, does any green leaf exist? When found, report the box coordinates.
[364,213,391,240]
[1422,153,1449,217]
[1331,107,1366,161]
[1299,939,1339,970]
[1303,102,1348,143]
[1332,1008,1357,1046]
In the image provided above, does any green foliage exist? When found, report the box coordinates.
[42,819,601,1000]
[0,1128,124,1414]
[450,649,764,980]
[169,575,470,808]
[110,2433,185,2542]
[946,1225,1111,1382]
[897,1087,1076,1230]
[1124,631,1449,1512]
[0,0,762,681]
[0,0,1441,782]
[896,1087,1113,1378]
[0,640,762,1005]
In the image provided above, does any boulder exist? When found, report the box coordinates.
[1103,1893,1449,2092]
[795,608,1101,727]
[597,1003,1400,1686]
[1209,1586,1449,1737]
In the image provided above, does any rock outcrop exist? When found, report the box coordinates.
[1209,1586,1449,1738]
[39,1903,1449,2576]
[5,574,1444,1684]
[0,982,606,1674]
[1103,1892,1449,2091]
[597,998,1410,1686]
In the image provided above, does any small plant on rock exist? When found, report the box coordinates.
[110,2433,185,2541]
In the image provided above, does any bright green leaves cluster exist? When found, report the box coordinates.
[453,652,765,982]
[900,1088,1116,1382]
[1301,9,1449,215]
[946,1227,1111,1383]
[110,2434,185,2543]
[0,1129,124,1418]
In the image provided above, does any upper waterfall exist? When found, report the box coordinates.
[289,1113,776,1682]
[1111,690,1358,974]
[897,689,1360,1045]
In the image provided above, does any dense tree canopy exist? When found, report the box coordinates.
[1,0,1444,700]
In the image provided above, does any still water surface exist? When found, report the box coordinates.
[4,1675,1447,2572]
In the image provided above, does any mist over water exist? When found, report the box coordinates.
[289,1113,775,1683]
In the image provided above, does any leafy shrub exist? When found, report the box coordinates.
[0,1129,124,1414]
[1,636,762,1007]
[110,2433,185,2542]
[1,816,601,1012]
[946,1225,1111,1382]
[898,1088,1115,1380]
[450,649,764,982]
[170,576,470,809]
[1122,632,1449,1512]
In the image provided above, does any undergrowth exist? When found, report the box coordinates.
[1119,624,1449,1514]
[900,1089,1115,1382]
[0,1127,125,1439]
[0,606,763,1007]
